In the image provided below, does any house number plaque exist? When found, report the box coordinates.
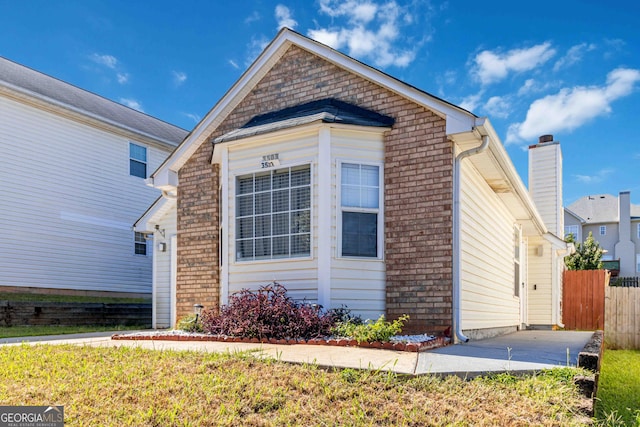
[260,153,280,168]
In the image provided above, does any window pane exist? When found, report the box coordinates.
[130,160,146,178]
[342,212,377,257]
[272,170,289,189]
[273,213,289,235]
[255,238,271,258]
[130,143,146,162]
[272,190,289,212]
[255,172,271,192]
[291,166,310,186]
[272,236,289,257]
[291,234,310,256]
[291,211,310,234]
[361,187,379,209]
[361,165,379,186]
[135,243,147,255]
[236,217,253,239]
[254,192,271,215]
[237,239,253,260]
[237,195,253,217]
[291,187,310,210]
[254,215,271,237]
[341,163,360,185]
[341,185,360,207]
[237,177,254,195]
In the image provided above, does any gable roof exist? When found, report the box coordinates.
[0,56,187,147]
[149,27,479,188]
[567,194,640,224]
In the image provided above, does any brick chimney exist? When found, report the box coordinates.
[528,135,563,237]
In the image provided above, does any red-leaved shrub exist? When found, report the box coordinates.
[200,282,337,340]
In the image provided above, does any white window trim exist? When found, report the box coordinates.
[336,159,384,260]
[232,161,314,264]
[129,142,148,178]
[599,225,607,236]
[134,231,149,256]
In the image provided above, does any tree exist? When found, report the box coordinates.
[564,231,604,270]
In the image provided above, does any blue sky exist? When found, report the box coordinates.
[1,0,639,205]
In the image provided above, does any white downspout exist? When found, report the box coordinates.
[452,134,490,343]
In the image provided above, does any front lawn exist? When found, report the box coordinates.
[596,349,640,426]
[0,345,592,426]
[0,325,144,339]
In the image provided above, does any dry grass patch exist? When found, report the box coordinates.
[0,345,592,426]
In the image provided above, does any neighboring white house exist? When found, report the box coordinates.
[137,29,569,337]
[565,191,640,277]
[0,56,187,297]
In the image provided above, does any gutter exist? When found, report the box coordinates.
[452,132,490,343]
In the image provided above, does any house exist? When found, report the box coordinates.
[137,28,569,339]
[0,56,188,298]
[565,192,640,277]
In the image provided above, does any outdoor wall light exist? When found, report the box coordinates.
[157,242,167,252]
[193,304,204,322]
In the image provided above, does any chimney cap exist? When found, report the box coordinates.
[539,134,554,143]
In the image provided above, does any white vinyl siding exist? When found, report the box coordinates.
[223,126,386,319]
[150,202,177,328]
[459,160,520,330]
[0,95,173,294]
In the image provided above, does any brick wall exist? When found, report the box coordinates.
[177,45,453,332]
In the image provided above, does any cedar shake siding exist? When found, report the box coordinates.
[176,45,453,331]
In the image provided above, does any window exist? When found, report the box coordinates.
[637,223,640,239]
[235,165,311,261]
[599,225,606,236]
[564,225,579,241]
[134,232,147,255]
[129,142,147,178]
[513,227,521,297]
[340,162,381,258]
[637,254,640,273]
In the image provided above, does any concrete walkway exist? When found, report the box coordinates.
[0,330,594,376]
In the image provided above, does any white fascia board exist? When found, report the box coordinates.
[150,169,179,192]
[152,28,477,178]
[134,196,176,232]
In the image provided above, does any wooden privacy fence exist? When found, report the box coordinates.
[605,285,640,349]
[562,270,608,331]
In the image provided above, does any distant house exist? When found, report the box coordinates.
[137,28,569,339]
[565,192,640,277]
[0,56,187,297]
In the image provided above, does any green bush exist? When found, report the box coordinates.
[331,314,409,343]
[176,314,203,333]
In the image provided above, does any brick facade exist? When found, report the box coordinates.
[176,45,453,332]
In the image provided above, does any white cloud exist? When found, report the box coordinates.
[244,35,271,67]
[172,70,187,86]
[275,4,297,29]
[553,43,596,72]
[483,96,511,119]
[573,168,613,184]
[308,0,424,68]
[120,98,144,112]
[90,53,118,69]
[245,10,261,24]
[182,112,201,123]
[458,92,483,113]
[473,42,556,85]
[228,59,240,69]
[506,67,640,144]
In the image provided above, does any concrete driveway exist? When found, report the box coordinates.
[0,330,594,377]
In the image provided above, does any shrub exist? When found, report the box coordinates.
[200,282,336,340]
[331,314,409,343]
[176,314,203,333]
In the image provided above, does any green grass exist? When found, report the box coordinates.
[0,325,146,339]
[0,292,150,304]
[596,349,640,426]
[0,345,593,426]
